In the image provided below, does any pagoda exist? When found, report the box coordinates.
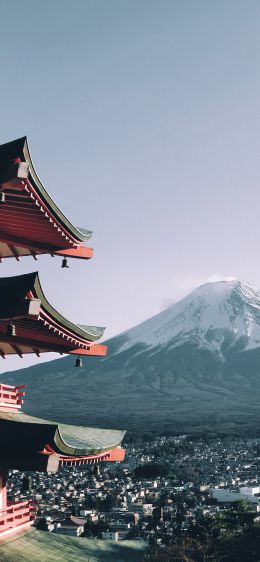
[0,138,125,539]
[0,137,93,262]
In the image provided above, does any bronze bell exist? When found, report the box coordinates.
[7,321,16,337]
[0,192,6,204]
[61,257,69,268]
[75,357,83,368]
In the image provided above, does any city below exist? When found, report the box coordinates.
[6,433,260,559]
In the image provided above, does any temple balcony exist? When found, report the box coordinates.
[0,384,25,411]
[0,500,36,538]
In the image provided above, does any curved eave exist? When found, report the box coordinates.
[59,447,126,465]
[0,272,106,356]
[23,138,92,242]
[0,136,92,247]
[33,273,105,342]
[55,423,126,456]
[0,411,125,457]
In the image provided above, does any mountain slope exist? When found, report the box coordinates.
[115,279,260,354]
[1,279,260,435]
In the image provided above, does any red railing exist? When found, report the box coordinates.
[0,500,35,533]
[0,384,25,409]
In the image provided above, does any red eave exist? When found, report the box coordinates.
[0,321,108,357]
[0,176,93,261]
[0,272,107,358]
[59,448,126,466]
[53,247,93,259]
[70,345,108,357]
[106,447,126,462]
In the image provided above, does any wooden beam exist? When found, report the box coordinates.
[0,231,61,252]
[69,344,108,357]
[53,246,93,260]
[30,251,38,260]
[7,245,20,261]
[0,335,70,354]
[0,232,92,260]
[10,344,23,358]
[106,448,126,462]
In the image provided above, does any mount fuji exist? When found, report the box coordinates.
[1,279,260,435]
[113,278,260,356]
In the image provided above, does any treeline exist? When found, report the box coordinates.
[134,463,169,479]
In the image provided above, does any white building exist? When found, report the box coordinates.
[102,531,119,541]
[55,516,86,537]
[240,486,260,496]
[210,488,259,509]
[129,503,154,516]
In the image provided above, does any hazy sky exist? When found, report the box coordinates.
[1,0,260,371]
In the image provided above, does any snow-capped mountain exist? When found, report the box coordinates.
[1,279,260,434]
[115,279,260,356]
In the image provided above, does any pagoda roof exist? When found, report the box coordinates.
[0,272,107,357]
[0,411,125,456]
[0,137,93,261]
[0,410,125,471]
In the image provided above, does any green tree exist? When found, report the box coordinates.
[35,517,48,531]
[134,463,169,479]
[216,499,255,536]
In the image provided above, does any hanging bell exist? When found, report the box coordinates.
[0,192,6,204]
[75,357,83,368]
[61,257,69,269]
[7,321,16,337]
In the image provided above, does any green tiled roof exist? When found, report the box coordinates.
[0,411,125,456]
[0,529,146,562]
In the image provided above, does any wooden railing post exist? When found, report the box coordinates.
[0,469,8,510]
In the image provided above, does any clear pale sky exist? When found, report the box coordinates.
[1,0,260,370]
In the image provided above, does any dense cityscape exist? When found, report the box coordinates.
[6,434,260,560]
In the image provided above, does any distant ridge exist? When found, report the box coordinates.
[2,279,260,435]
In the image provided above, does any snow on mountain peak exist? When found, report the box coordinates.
[116,279,260,355]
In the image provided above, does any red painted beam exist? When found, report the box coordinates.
[0,469,7,510]
[0,231,93,260]
[53,246,93,260]
[0,335,107,357]
[69,344,108,357]
[106,448,126,462]
[0,335,73,354]
[0,231,63,252]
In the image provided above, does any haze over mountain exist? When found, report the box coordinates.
[1,279,260,435]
